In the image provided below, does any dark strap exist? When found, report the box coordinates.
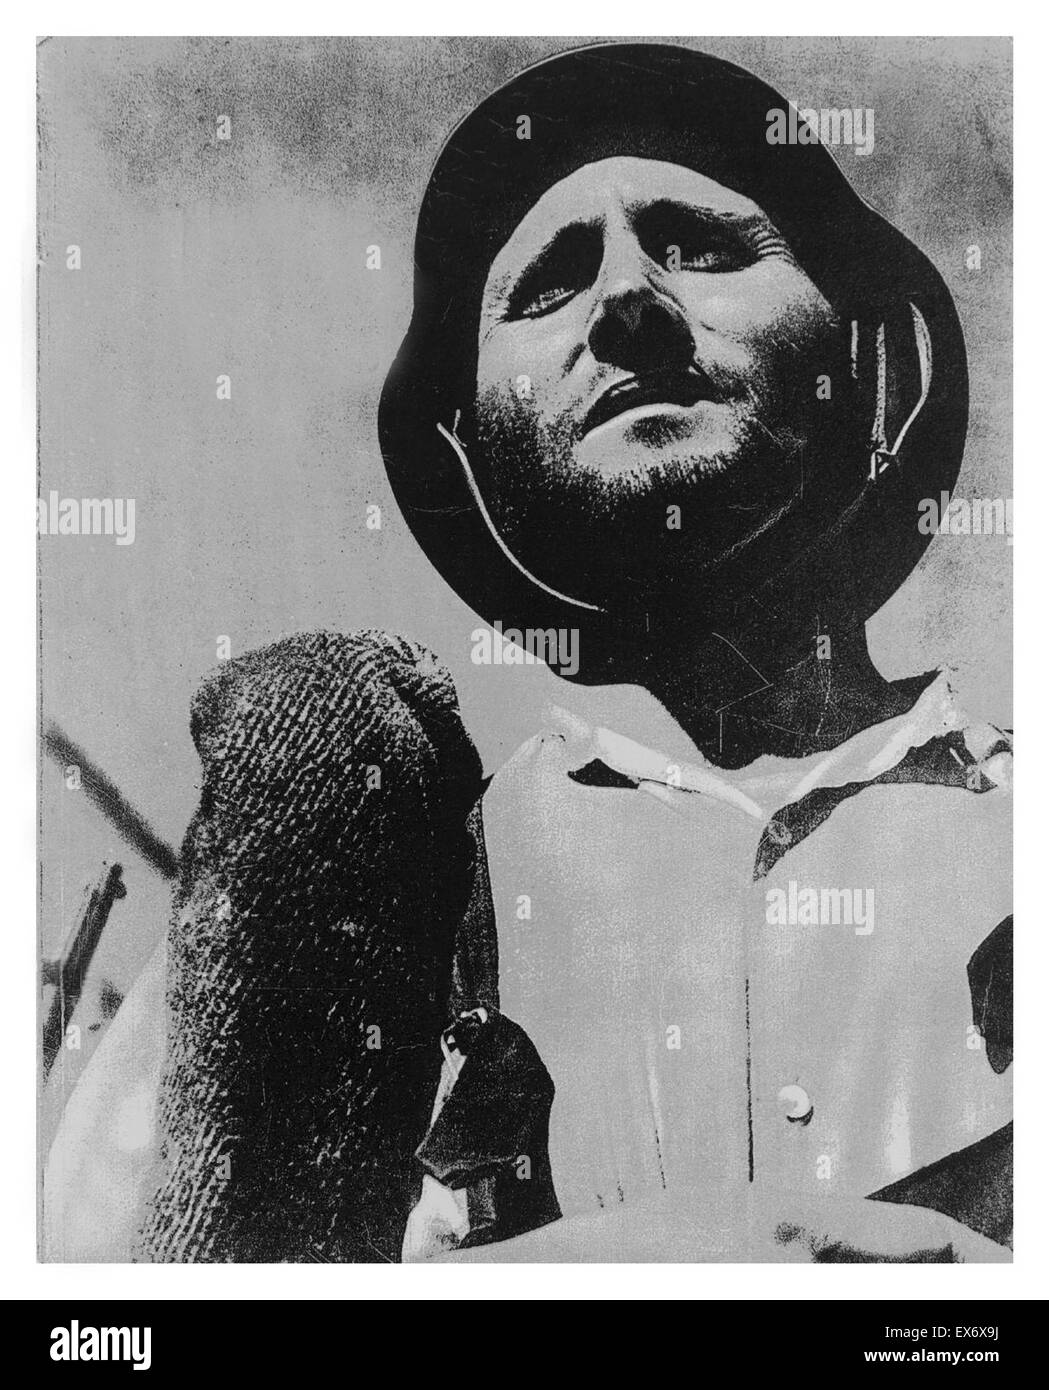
[414,1009,561,1247]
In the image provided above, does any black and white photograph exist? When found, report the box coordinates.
[36,31,1015,1269]
[9,11,1043,1339]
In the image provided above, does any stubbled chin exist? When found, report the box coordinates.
[574,419,743,483]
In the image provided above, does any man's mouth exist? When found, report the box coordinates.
[580,368,721,437]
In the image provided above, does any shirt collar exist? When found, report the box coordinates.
[546,670,966,822]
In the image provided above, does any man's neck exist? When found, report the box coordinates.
[633,618,935,771]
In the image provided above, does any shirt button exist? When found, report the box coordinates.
[778,1084,814,1125]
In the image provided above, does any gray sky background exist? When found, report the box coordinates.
[38,36,1011,1129]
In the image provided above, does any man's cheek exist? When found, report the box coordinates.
[476,377,570,455]
[722,277,835,355]
[478,326,565,406]
[742,311,837,410]
[472,386,548,492]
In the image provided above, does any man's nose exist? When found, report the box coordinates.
[587,259,696,376]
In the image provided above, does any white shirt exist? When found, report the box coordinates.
[481,673,1012,1219]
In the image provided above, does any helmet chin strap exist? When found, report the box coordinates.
[852,302,934,479]
[436,414,606,614]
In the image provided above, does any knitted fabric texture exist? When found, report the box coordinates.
[138,630,482,1261]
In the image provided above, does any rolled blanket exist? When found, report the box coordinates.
[137,630,483,1262]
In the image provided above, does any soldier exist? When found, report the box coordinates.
[381,42,1011,1260]
[44,43,1010,1264]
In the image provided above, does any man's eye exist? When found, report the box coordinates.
[673,242,751,272]
[511,282,579,318]
[654,229,754,274]
[502,224,601,321]
[636,203,762,275]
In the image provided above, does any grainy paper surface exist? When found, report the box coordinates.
[38,36,1012,1263]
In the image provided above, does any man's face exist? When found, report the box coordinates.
[473,157,847,610]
